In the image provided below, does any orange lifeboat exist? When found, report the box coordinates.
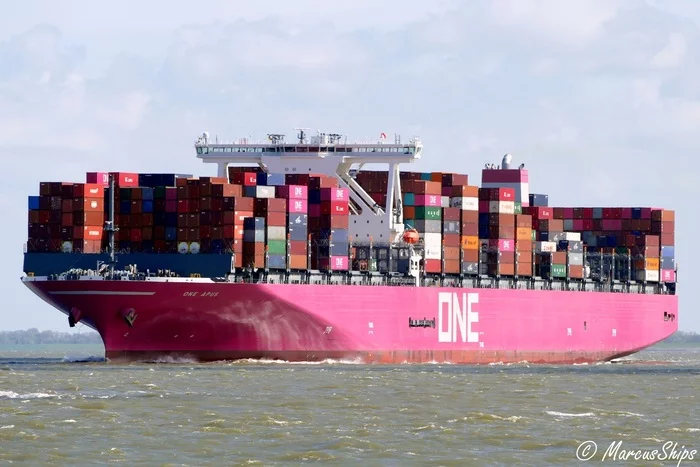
[402,228,420,244]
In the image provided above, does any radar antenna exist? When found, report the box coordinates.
[328,133,343,144]
[294,128,310,144]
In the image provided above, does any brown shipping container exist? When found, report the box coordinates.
[61,199,72,213]
[462,249,479,263]
[444,246,460,260]
[442,208,460,222]
[488,225,515,239]
[461,222,478,236]
[516,262,532,277]
[538,219,564,231]
[515,214,532,228]
[500,251,515,263]
[236,197,255,211]
[73,197,105,213]
[142,228,153,242]
[28,210,40,224]
[651,221,674,234]
[289,255,308,270]
[443,234,460,248]
[187,227,199,241]
[443,259,460,274]
[266,211,287,227]
[243,242,265,255]
[569,265,584,279]
[661,232,674,246]
[289,241,307,256]
[451,185,479,197]
[487,262,515,276]
[242,254,266,268]
[516,240,533,252]
[460,211,478,224]
[488,213,515,227]
[412,180,442,195]
[73,211,104,227]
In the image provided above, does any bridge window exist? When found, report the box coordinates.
[196,147,203,154]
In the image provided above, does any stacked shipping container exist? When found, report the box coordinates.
[25,168,677,283]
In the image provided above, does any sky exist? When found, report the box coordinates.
[2,0,699,333]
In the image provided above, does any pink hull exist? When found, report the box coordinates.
[23,280,678,364]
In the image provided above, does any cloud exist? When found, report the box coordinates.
[2,0,700,332]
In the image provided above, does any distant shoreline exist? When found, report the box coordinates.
[1,329,698,346]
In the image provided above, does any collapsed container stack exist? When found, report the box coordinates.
[25,165,677,283]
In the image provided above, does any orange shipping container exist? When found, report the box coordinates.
[462,249,479,262]
[444,246,460,259]
[516,262,532,277]
[443,259,460,274]
[73,197,105,212]
[515,214,532,228]
[569,265,584,279]
[289,255,308,270]
[634,258,660,270]
[516,227,531,240]
[516,240,533,252]
[451,185,479,197]
[461,235,479,250]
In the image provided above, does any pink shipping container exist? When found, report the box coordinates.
[320,187,349,202]
[166,187,177,200]
[661,269,676,282]
[478,200,490,213]
[276,185,308,199]
[573,219,585,231]
[86,172,109,186]
[488,239,515,252]
[562,207,574,218]
[165,200,177,212]
[319,256,349,271]
[488,188,515,202]
[414,194,441,207]
[621,208,632,219]
[110,172,139,187]
[309,204,321,217]
[288,199,309,213]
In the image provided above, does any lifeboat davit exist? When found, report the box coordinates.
[402,228,420,244]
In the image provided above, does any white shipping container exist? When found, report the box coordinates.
[489,200,515,214]
[563,219,574,231]
[267,226,287,241]
[535,241,557,253]
[450,197,478,211]
[568,252,584,266]
[636,270,660,282]
[423,232,442,260]
[441,196,450,208]
[561,232,581,241]
[256,186,276,198]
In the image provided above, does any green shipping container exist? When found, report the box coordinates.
[154,186,167,199]
[414,206,442,220]
[514,202,522,215]
[369,258,378,272]
[267,240,287,255]
[531,230,537,241]
[551,264,566,278]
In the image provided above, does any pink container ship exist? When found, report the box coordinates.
[21,130,679,363]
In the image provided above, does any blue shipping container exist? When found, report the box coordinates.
[243,217,265,231]
[165,227,177,241]
[592,208,603,219]
[165,213,178,227]
[308,189,322,204]
[661,257,675,270]
[243,186,257,198]
[403,193,415,206]
[267,254,287,269]
[631,208,642,220]
[142,200,154,213]
[154,212,166,226]
[287,214,308,228]
[141,240,154,253]
[318,228,349,243]
[120,200,131,214]
[288,226,308,242]
[28,196,40,210]
[257,173,286,186]
[141,187,154,201]
[529,194,549,207]
[138,174,157,188]
[661,246,675,258]
[243,230,265,243]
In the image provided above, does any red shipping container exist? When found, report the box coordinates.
[532,207,553,220]
[83,226,104,241]
[412,181,441,196]
[289,241,307,256]
[110,172,139,187]
[266,211,287,227]
[142,228,153,242]
[321,200,348,216]
[73,197,105,213]
[318,256,349,271]
[73,183,105,199]
[425,259,441,273]
[61,199,73,213]
[130,229,142,242]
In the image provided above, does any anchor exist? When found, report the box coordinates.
[68,307,82,328]
[121,308,138,327]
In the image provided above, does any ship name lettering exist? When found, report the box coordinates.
[408,318,436,328]
[183,291,198,297]
[200,292,219,297]
[438,292,479,343]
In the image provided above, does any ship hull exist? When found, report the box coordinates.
[22,279,678,364]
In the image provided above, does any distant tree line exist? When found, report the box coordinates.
[664,331,700,344]
[0,328,102,345]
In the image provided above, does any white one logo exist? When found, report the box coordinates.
[438,292,479,343]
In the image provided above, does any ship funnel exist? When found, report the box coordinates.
[502,153,513,170]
